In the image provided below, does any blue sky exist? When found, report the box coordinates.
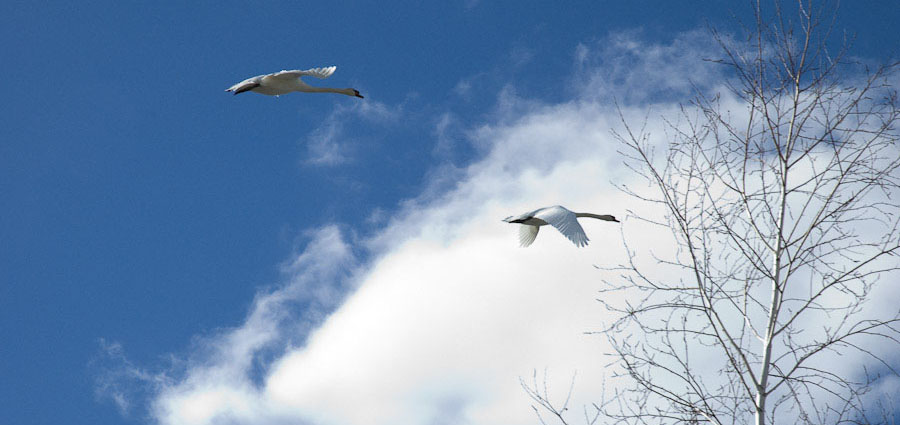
[2,1,900,425]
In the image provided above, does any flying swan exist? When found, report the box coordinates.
[226,66,363,98]
[503,205,619,248]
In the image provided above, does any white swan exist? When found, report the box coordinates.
[503,205,619,247]
[226,66,363,98]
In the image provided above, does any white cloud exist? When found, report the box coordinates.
[432,112,461,159]
[92,339,173,417]
[147,81,650,425]
[264,155,634,425]
[453,78,473,99]
[304,100,402,166]
[151,225,359,425]
[155,94,643,425]
[109,31,900,425]
[508,45,535,69]
[570,30,728,104]
[305,117,349,166]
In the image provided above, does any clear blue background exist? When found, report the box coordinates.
[2,1,898,424]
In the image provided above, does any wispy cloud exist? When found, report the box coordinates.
[304,100,402,166]
[432,112,461,159]
[92,339,172,416]
[508,45,535,69]
[570,29,728,104]
[305,117,350,166]
[453,78,474,99]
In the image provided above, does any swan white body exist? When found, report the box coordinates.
[503,205,619,247]
[226,66,363,98]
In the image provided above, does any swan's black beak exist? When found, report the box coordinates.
[354,89,364,99]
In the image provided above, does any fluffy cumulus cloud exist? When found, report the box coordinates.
[117,32,899,425]
[154,97,650,425]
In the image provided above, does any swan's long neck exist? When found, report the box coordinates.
[302,86,359,97]
[575,212,618,222]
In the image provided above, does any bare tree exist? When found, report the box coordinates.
[527,1,900,424]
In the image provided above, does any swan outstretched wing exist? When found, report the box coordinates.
[533,206,589,247]
[270,66,337,80]
[518,225,540,247]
